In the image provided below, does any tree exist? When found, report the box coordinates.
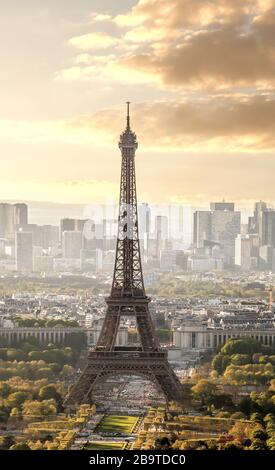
[239,397,253,417]
[221,441,243,450]
[0,383,11,398]
[0,436,15,450]
[250,438,267,450]
[154,436,171,450]
[210,393,234,410]
[228,421,253,441]
[5,391,29,408]
[10,408,21,420]
[0,406,9,423]
[266,437,275,450]
[22,399,57,417]
[221,338,264,357]
[6,349,26,361]
[10,442,31,450]
[252,428,267,441]
[38,385,63,411]
[250,412,264,425]
[231,354,250,365]
[61,365,74,378]
[191,380,218,406]
[212,353,230,375]
[230,412,246,420]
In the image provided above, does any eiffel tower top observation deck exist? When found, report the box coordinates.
[110,102,145,300]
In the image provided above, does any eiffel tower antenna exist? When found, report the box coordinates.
[126,101,130,129]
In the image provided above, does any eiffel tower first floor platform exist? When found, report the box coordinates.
[64,347,186,406]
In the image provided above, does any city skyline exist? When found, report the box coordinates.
[1,0,275,205]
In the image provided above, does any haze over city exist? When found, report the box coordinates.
[1,0,275,460]
[1,0,275,208]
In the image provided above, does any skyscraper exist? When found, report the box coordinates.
[260,210,275,248]
[15,231,33,271]
[193,202,240,265]
[235,234,259,270]
[62,231,83,259]
[14,203,28,226]
[0,203,16,240]
[193,211,212,248]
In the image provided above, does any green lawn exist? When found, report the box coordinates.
[96,414,139,434]
[84,442,125,450]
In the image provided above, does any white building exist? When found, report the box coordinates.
[235,234,260,270]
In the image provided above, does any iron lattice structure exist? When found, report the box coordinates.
[64,103,183,405]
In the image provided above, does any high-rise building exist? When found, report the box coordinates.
[0,203,16,240]
[235,234,259,270]
[193,211,212,248]
[0,203,29,241]
[15,231,33,271]
[17,224,43,246]
[260,210,275,248]
[62,231,83,259]
[211,207,241,264]
[60,218,76,234]
[193,202,240,266]
[14,203,28,226]
[42,225,59,249]
[210,202,235,211]
[60,218,87,234]
[138,203,151,239]
[248,200,267,234]
[259,245,274,270]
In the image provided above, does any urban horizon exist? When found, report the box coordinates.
[1,0,275,460]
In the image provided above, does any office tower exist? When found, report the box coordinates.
[235,234,259,270]
[155,215,168,239]
[155,215,169,258]
[160,249,187,270]
[249,200,267,234]
[259,245,274,270]
[210,202,235,211]
[211,207,241,264]
[60,218,87,234]
[175,251,188,270]
[138,203,151,239]
[62,231,83,259]
[42,225,59,249]
[194,202,240,265]
[15,231,33,271]
[18,224,43,246]
[260,210,275,248]
[60,218,76,234]
[14,203,28,225]
[193,211,212,248]
[0,203,15,240]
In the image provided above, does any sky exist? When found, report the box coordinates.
[0,0,275,211]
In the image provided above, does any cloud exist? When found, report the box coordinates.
[115,2,275,89]
[90,12,112,23]
[67,32,120,51]
[2,95,275,152]
[61,0,275,91]
[67,95,275,151]
[114,0,274,30]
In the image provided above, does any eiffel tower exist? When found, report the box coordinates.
[64,103,183,405]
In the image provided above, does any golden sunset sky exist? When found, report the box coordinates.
[0,0,275,208]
